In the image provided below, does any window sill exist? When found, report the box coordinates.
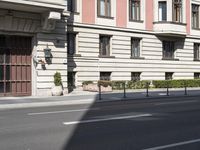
[97,15,114,19]
[99,55,115,58]
[192,27,200,31]
[129,19,144,23]
[130,57,145,59]
[172,21,186,26]
[153,21,186,26]
[68,54,82,57]
[162,58,179,61]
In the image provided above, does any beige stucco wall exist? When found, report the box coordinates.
[0,2,68,96]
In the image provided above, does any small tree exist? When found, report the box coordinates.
[54,72,62,86]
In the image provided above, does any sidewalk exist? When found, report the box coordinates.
[0,87,200,110]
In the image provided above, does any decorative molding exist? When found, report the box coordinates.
[42,11,61,31]
[0,13,40,33]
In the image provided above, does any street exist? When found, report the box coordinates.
[0,96,200,150]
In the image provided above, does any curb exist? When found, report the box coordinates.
[0,94,199,111]
[97,94,195,103]
[0,99,95,110]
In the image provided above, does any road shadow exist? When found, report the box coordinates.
[61,87,200,150]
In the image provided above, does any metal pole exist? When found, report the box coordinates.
[99,84,102,100]
[167,82,169,96]
[184,81,187,95]
[123,82,126,98]
[146,82,149,97]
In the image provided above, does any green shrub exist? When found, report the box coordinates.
[153,80,172,88]
[186,79,200,87]
[98,80,112,87]
[54,72,62,86]
[153,79,200,88]
[112,81,126,90]
[127,80,151,89]
[82,81,93,86]
[97,79,200,90]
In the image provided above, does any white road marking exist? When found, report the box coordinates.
[63,114,152,126]
[28,108,99,116]
[143,138,200,150]
[155,100,198,106]
[158,93,167,96]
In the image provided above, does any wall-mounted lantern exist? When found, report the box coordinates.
[44,44,51,58]
[43,44,52,65]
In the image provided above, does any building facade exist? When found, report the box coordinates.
[0,0,68,96]
[67,0,200,89]
[1,0,200,97]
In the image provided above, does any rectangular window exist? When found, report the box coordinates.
[100,72,111,81]
[68,0,77,12]
[194,73,200,79]
[158,1,167,21]
[131,38,141,58]
[163,41,175,59]
[131,72,141,81]
[67,33,76,55]
[192,4,199,28]
[99,35,110,56]
[194,43,200,60]
[129,0,140,20]
[165,72,173,80]
[98,0,111,17]
[172,0,182,22]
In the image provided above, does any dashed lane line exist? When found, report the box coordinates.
[143,138,200,150]
[63,114,152,125]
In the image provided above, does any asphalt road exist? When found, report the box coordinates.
[0,96,200,150]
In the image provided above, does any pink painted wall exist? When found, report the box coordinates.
[145,0,153,31]
[116,0,127,28]
[82,0,95,24]
[186,0,191,35]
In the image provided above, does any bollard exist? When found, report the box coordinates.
[146,82,149,97]
[123,82,126,98]
[184,81,187,95]
[166,82,169,96]
[99,84,102,100]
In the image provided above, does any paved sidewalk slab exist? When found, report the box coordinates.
[0,88,199,110]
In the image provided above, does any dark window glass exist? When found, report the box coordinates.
[192,4,199,28]
[129,0,140,20]
[172,0,182,22]
[0,48,4,64]
[98,0,111,17]
[100,72,111,81]
[165,72,173,80]
[163,41,175,59]
[100,36,110,56]
[131,72,141,81]
[0,65,3,80]
[5,48,10,64]
[194,43,200,60]
[0,82,4,93]
[67,33,76,55]
[194,73,200,79]
[131,38,140,57]
[0,54,3,64]
[6,65,10,81]
[159,1,167,21]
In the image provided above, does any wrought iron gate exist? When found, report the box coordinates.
[0,35,32,96]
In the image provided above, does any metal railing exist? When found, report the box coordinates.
[98,81,193,101]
